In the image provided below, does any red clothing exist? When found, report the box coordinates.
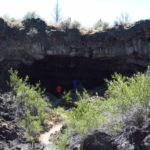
[56,85,62,94]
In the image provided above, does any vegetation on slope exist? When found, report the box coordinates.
[9,68,150,149]
[9,69,52,141]
[53,69,150,149]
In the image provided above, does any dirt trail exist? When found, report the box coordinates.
[39,123,63,145]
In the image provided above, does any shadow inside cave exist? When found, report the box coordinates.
[18,55,147,96]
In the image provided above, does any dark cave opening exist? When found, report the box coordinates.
[18,55,147,94]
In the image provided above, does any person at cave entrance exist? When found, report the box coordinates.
[55,85,62,97]
[72,79,78,89]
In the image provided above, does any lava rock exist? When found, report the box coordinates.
[114,121,150,150]
[81,131,117,150]
[142,134,150,150]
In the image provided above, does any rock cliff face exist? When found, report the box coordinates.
[0,19,150,90]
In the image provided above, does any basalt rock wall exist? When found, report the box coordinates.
[0,19,150,90]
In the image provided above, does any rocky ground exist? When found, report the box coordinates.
[81,120,150,150]
[1,91,150,150]
[0,92,45,150]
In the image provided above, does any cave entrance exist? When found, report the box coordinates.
[18,55,146,95]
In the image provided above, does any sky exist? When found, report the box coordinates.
[0,0,150,27]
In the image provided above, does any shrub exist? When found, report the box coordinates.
[52,129,71,150]
[53,90,107,149]
[114,12,131,29]
[22,18,47,33]
[123,103,150,127]
[9,69,51,141]
[2,15,22,28]
[0,18,9,33]
[94,19,109,31]
[54,68,150,149]
[71,21,81,29]
[105,72,150,113]
[67,90,105,135]
[60,18,81,31]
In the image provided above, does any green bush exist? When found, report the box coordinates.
[53,90,107,149]
[52,129,71,150]
[105,72,150,113]
[67,90,105,135]
[54,69,150,149]
[9,68,150,149]
[94,19,109,31]
[9,69,51,141]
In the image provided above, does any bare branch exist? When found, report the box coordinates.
[52,0,62,23]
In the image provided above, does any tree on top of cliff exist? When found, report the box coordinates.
[71,20,81,29]
[23,12,39,20]
[114,12,131,29]
[22,12,47,33]
[52,0,62,23]
[60,18,81,31]
[2,15,22,28]
[94,19,109,31]
[0,18,6,29]
[0,18,10,34]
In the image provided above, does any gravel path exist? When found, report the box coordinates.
[39,123,63,145]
